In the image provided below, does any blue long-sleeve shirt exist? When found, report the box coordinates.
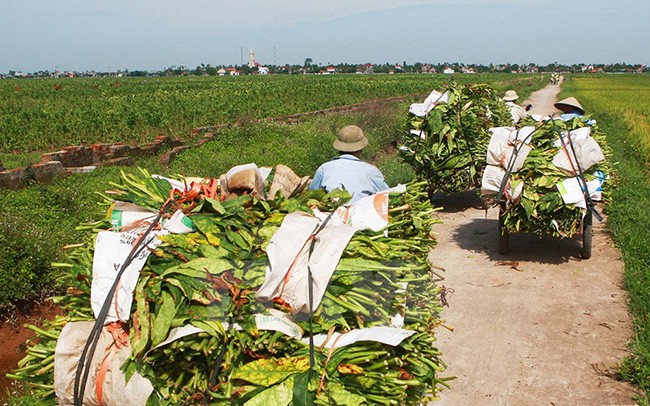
[559,111,596,125]
[308,155,389,203]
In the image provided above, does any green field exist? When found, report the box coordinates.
[564,74,650,403]
[0,74,542,158]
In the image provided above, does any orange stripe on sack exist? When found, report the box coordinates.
[95,322,129,406]
[373,193,389,222]
[276,234,315,302]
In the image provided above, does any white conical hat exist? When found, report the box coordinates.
[554,97,584,115]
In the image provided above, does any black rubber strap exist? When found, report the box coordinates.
[497,124,544,203]
[551,118,603,222]
[74,201,171,405]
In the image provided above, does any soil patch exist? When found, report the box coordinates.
[0,302,62,400]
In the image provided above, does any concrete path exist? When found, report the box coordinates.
[429,83,639,405]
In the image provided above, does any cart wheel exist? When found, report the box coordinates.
[581,212,593,259]
[498,203,509,255]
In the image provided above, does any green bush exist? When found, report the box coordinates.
[0,213,55,306]
[0,172,113,312]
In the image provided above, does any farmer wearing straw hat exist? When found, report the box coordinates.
[503,90,528,124]
[309,125,388,203]
[554,97,596,124]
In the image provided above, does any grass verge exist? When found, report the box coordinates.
[564,74,650,403]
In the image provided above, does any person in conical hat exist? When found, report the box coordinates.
[503,90,528,124]
[309,125,388,203]
[553,96,595,124]
[554,97,585,115]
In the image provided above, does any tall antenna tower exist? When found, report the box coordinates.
[240,45,243,65]
[274,46,276,65]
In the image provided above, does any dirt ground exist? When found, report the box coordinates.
[430,84,639,405]
[0,302,62,399]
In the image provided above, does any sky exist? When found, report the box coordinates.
[1,0,648,73]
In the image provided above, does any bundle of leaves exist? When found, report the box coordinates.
[493,118,613,237]
[399,83,511,195]
[10,169,449,405]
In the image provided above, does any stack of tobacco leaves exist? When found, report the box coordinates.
[489,118,612,238]
[400,83,511,195]
[9,169,449,405]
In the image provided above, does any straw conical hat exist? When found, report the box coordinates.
[554,97,584,115]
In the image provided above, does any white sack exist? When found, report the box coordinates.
[109,202,156,231]
[313,187,401,232]
[91,230,165,322]
[553,126,591,147]
[410,129,426,139]
[54,321,153,406]
[486,131,532,172]
[488,126,534,145]
[254,309,304,339]
[556,177,604,209]
[408,90,449,117]
[552,137,605,175]
[255,212,356,314]
[226,163,265,198]
[488,126,515,140]
[162,210,196,234]
[481,165,523,200]
[303,327,416,349]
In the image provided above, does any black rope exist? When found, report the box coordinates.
[497,123,547,203]
[305,209,338,376]
[73,201,172,405]
[202,318,234,405]
[550,118,603,222]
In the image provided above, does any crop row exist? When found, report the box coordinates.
[0,74,544,156]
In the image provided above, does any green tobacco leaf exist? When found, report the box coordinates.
[199,244,229,258]
[233,357,310,387]
[520,198,535,219]
[161,257,234,278]
[191,320,225,337]
[131,277,151,357]
[324,381,366,406]
[226,228,250,249]
[292,371,315,406]
[157,232,205,253]
[151,290,180,347]
[204,197,226,214]
[121,357,137,383]
[244,378,294,406]
[190,214,223,235]
[336,258,390,272]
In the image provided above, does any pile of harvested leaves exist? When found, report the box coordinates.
[484,117,612,238]
[399,82,511,195]
[9,168,449,405]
